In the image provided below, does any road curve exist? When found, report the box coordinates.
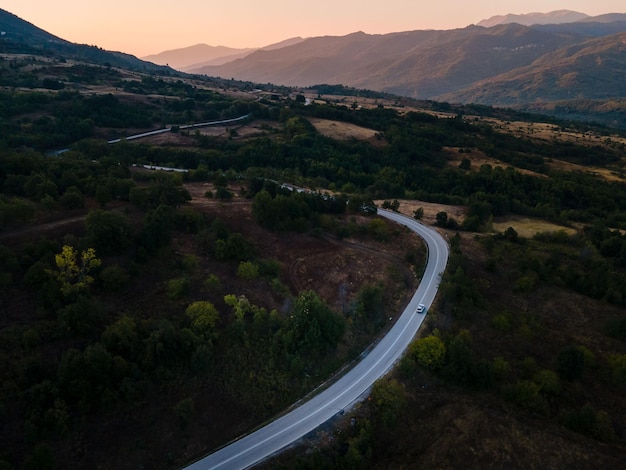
[184,209,449,470]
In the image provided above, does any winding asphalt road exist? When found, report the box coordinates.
[184,209,449,470]
[51,115,251,155]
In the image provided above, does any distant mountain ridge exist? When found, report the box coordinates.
[477,10,590,27]
[143,37,305,72]
[192,16,626,106]
[141,44,255,71]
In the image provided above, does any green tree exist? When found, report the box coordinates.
[140,205,174,252]
[86,209,132,255]
[215,186,233,201]
[98,264,130,291]
[102,315,138,358]
[95,184,112,207]
[203,274,222,292]
[284,290,345,355]
[436,211,448,227]
[186,301,219,336]
[50,245,101,297]
[370,378,406,429]
[411,335,446,370]
[367,218,389,241]
[167,277,189,300]
[503,226,519,243]
[224,294,253,322]
[533,369,561,396]
[59,186,84,209]
[459,157,471,170]
[237,261,259,280]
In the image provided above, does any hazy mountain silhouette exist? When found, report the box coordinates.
[194,17,626,103]
[142,44,255,71]
[183,37,304,72]
[477,10,590,27]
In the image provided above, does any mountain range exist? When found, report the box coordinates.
[191,16,626,103]
[2,7,626,125]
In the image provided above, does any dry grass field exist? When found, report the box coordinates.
[492,217,578,238]
[307,117,379,141]
[375,198,579,240]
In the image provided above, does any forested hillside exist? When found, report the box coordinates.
[1,50,626,469]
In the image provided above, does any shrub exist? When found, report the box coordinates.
[367,219,389,241]
[492,356,511,380]
[99,264,130,291]
[607,354,626,385]
[59,187,84,209]
[258,258,281,277]
[167,277,189,300]
[556,346,585,381]
[560,405,614,440]
[182,254,199,273]
[605,317,626,341]
[503,380,547,414]
[370,378,406,429]
[173,398,194,430]
[86,210,132,255]
[533,369,561,396]
[237,261,259,281]
[203,274,222,293]
[491,311,513,332]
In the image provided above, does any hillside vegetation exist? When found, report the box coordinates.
[1,29,626,470]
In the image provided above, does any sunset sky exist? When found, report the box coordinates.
[3,1,624,57]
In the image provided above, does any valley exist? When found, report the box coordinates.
[1,6,626,470]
